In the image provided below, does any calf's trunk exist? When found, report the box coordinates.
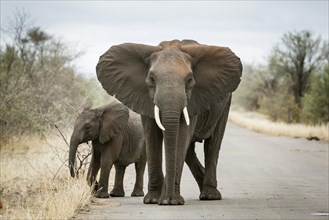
[69,138,80,177]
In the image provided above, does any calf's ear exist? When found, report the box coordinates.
[98,102,129,144]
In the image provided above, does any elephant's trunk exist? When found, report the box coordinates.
[162,109,180,197]
[155,87,186,197]
[69,137,80,178]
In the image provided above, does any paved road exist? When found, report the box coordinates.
[75,123,328,220]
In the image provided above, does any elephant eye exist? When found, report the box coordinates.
[149,75,155,84]
[146,73,156,87]
[186,75,195,88]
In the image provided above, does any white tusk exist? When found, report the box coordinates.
[183,107,190,126]
[154,105,165,131]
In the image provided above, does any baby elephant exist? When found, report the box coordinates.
[69,99,146,198]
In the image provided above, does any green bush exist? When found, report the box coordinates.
[258,92,301,123]
[301,65,329,124]
[234,30,328,125]
[0,13,105,146]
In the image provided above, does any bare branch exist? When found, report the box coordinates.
[24,156,42,176]
[45,164,56,177]
[44,118,70,148]
[52,159,68,180]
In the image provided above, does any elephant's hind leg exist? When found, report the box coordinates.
[185,142,205,193]
[132,148,146,197]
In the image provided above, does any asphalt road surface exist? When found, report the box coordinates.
[75,122,328,220]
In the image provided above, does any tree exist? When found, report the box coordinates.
[269,30,327,107]
[233,63,300,123]
[302,64,329,124]
[0,10,95,145]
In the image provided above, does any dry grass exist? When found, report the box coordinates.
[0,133,92,219]
[229,111,329,142]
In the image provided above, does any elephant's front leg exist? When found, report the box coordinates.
[110,164,126,197]
[200,100,230,200]
[87,145,101,193]
[142,116,164,204]
[97,159,112,198]
[97,139,122,198]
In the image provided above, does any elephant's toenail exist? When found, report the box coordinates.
[170,200,178,205]
[162,199,169,205]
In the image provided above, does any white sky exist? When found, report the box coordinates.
[1,1,328,77]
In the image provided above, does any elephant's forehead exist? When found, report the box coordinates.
[156,49,186,61]
[151,50,192,73]
[76,111,95,123]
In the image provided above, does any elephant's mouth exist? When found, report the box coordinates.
[154,105,190,131]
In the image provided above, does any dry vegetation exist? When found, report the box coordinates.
[229,111,329,142]
[0,12,112,219]
[0,133,92,219]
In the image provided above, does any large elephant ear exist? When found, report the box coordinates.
[98,101,129,144]
[182,45,242,115]
[96,43,161,117]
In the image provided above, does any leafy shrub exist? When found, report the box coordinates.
[301,65,329,124]
[0,12,106,146]
[234,30,328,124]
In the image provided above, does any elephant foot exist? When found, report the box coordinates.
[199,186,222,200]
[110,188,125,197]
[131,187,144,197]
[158,194,185,205]
[95,190,110,198]
[143,190,161,204]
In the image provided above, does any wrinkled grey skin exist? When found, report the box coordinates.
[69,100,146,198]
[96,40,242,205]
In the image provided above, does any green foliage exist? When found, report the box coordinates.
[258,92,301,123]
[0,12,106,146]
[301,65,329,124]
[234,63,300,123]
[268,30,326,107]
[234,30,328,124]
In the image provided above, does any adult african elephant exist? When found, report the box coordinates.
[69,99,146,198]
[96,39,242,205]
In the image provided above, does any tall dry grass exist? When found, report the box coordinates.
[229,111,329,142]
[0,134,92,219]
